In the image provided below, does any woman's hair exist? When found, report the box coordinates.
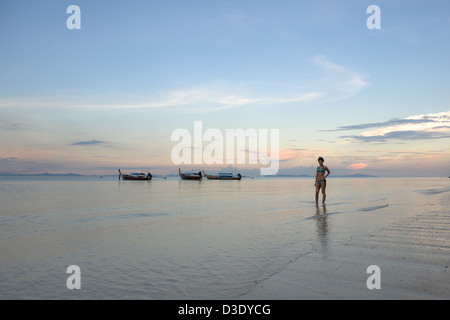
[318,157,324,162]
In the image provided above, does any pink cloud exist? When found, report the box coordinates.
[347,163,368,170]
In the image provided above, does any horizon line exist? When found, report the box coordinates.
[0,172,448,178]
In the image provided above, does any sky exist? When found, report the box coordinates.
[0,0,449,176]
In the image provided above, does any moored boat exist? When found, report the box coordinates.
[179,168,203,180]
[118,169,152,181]
[202,170,242,180]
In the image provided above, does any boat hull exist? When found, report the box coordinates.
[202,171,242,180]
[121,175,152,181]
[118,169,152,181]
[179,175,202,180]
[179,168,202,180]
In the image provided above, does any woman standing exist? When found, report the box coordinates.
[315,157,330,205]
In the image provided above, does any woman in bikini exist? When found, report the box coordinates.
[315,156,330,205]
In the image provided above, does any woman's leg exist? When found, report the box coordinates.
[315,183,321,205]
[321,180,327,204]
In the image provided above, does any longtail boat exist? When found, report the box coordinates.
[118,169,152,181]
[179,168,203,180]
[202,170,242,180]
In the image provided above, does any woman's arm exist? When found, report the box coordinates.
[324,167,330,179]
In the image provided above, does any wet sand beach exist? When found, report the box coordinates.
[241,191,450,300]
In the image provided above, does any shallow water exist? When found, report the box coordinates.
[0,176,448,299]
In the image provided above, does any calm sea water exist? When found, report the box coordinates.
[0,176,449,299]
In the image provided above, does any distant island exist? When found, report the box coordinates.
[264,174,311,178]
[264,173,377,178]
[0,172,86,176]
[333,174,378,178]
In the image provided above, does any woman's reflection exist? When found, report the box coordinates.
[315,204,329,253]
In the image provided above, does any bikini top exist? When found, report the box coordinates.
[317,166,325,173]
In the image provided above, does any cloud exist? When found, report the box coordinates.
[0,157,19,163]
[313,55,368,99]
[323,118,431,132]
[315,55,348,73]
[344,130,450,143]
[0,56,365,113]
[117,86,323,112]
[70,140,105,146]
[0,119,27,131]
[331,111,450,143]
[0,87,322,113]
[347,163,368,170]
